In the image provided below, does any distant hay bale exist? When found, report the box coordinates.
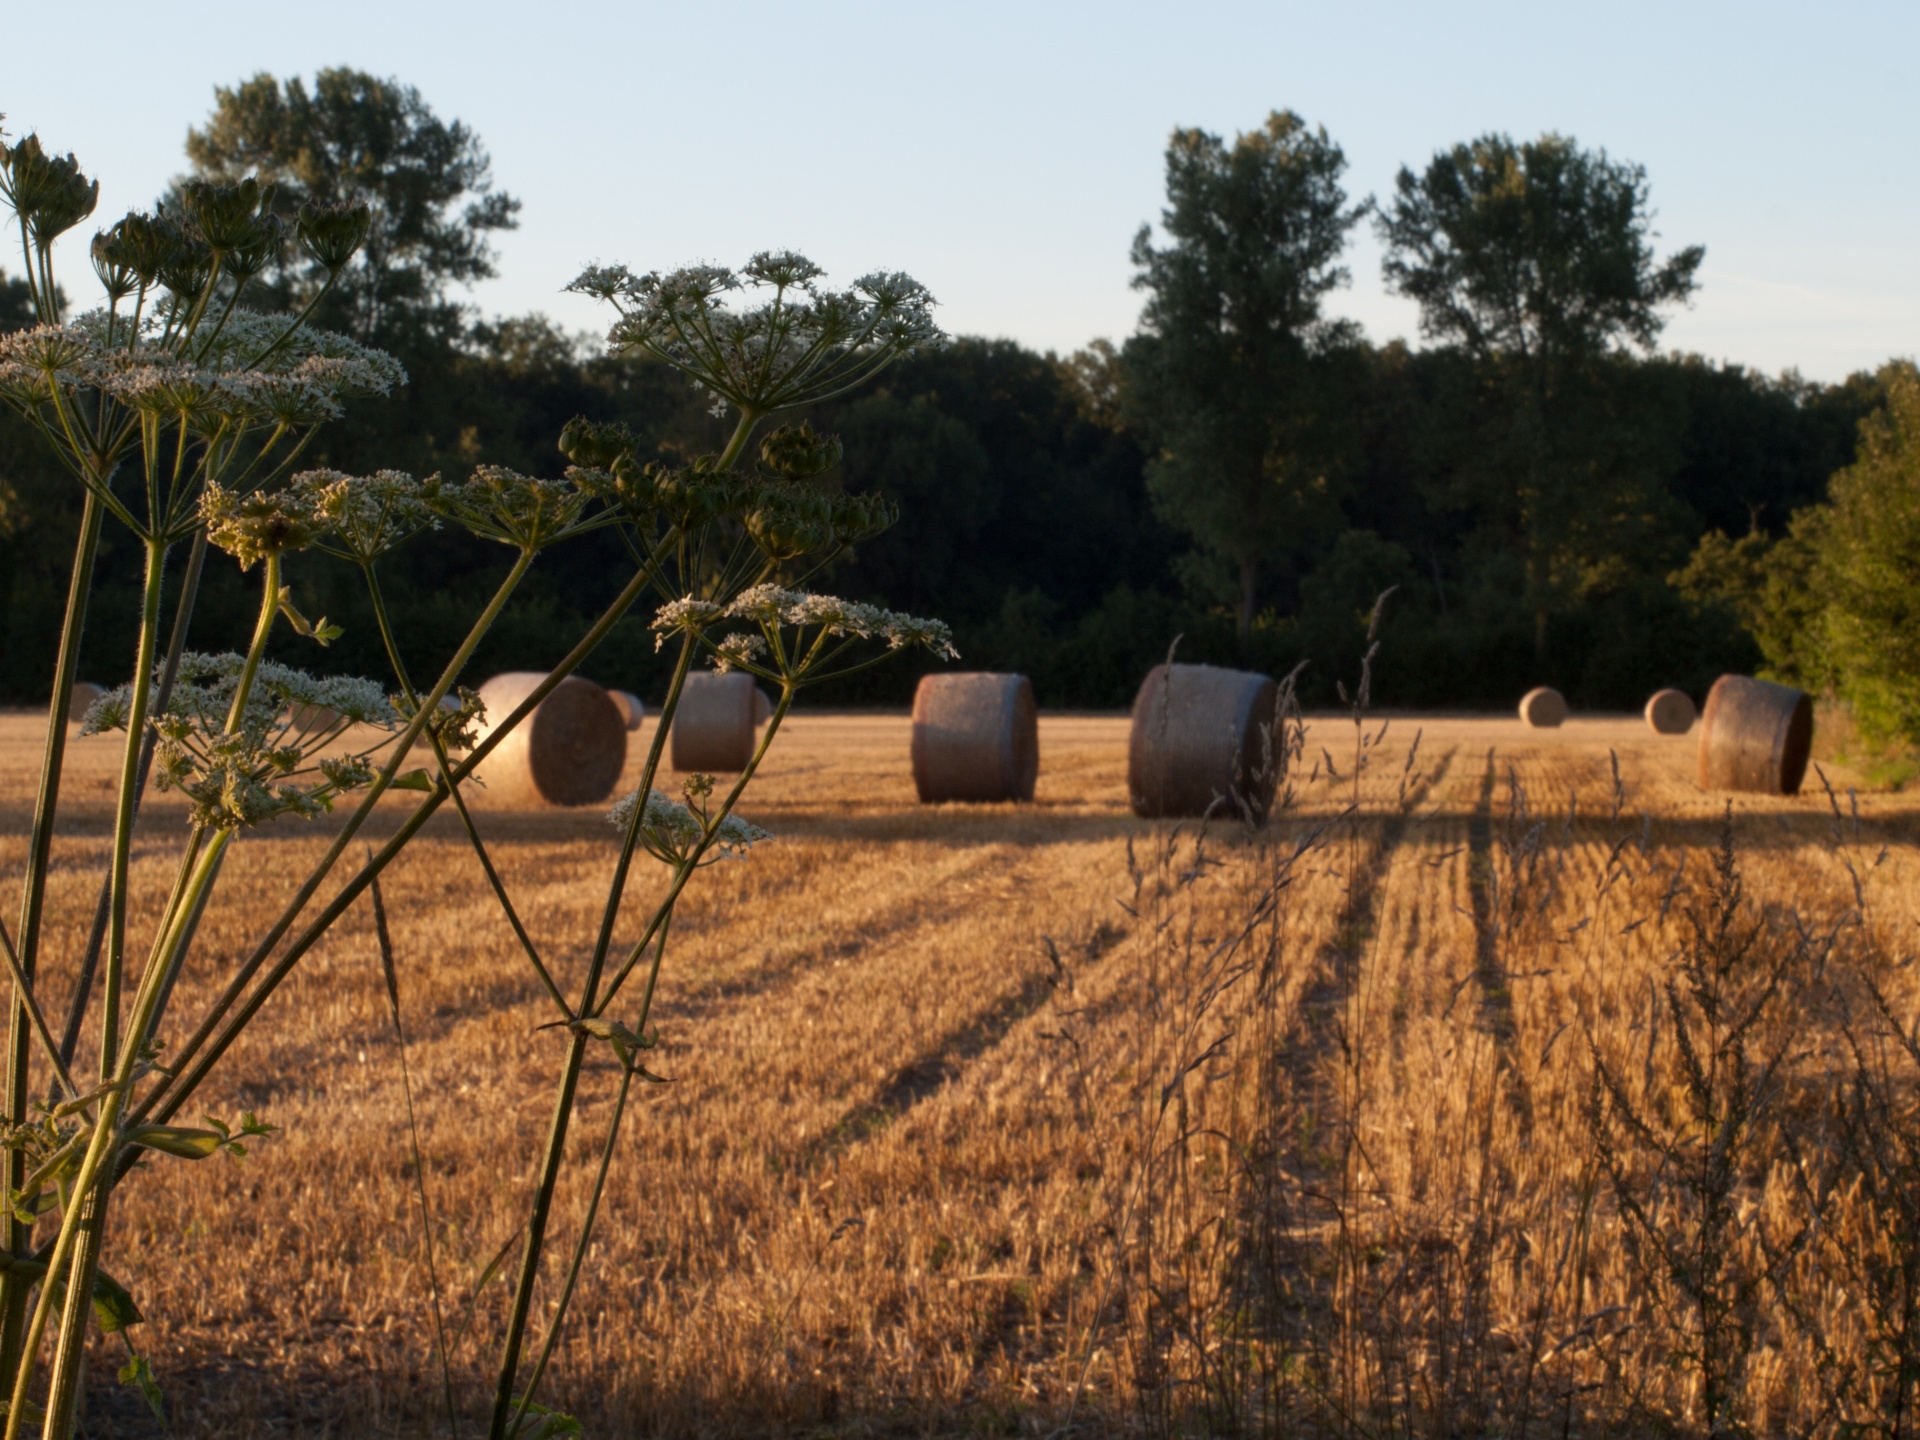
[63,682,104,725]
[473,671,628,807]
[608,690,646,731]
[910,673,1038,803]
[670,672,767,773]
[1698,674,1813,796]
[753,686,773,725]
[1127,663,1280,821]
[1518,687,1568,728]
[1644,688,1698,735]
[285,702,341,733]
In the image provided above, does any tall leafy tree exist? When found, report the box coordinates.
[1377,133,1702,659]
[183,69,520,344]
[1126,110,1364,645]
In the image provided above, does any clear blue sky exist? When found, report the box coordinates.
[6,0,1916,381]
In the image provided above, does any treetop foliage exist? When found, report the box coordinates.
[1379,132,1704,364]
[1125,111,1365,643]
[184,69,520,345]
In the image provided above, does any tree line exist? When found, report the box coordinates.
[0,73,1902,725]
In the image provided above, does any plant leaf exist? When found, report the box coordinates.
[91,1268,143,1334]
[125,1124,222,1160]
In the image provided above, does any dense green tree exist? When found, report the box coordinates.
[1125,110,1365,646]
[1378,133,1703,661]
[183,69,520,345]
[1680,363,1920,744]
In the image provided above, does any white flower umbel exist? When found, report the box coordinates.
[608,786,770,865]
[568,252,943,421]
[711,633,768,673]
[301,468,439,563]
[724,584,958,658]
[84,652,401,830]
[649,596,726,651]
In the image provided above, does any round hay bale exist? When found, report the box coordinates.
[285,702,341,733]
[473,671,627,807]
[608,690,646,731]
[911,673,1039,803]
[1698,674,1813,796]
[1644,688,1697,736]
[753,685,774,726]
[1518,687,1568,728]
[1127,663,1280,821]
[670,672,765,773]
[64,682,105,726]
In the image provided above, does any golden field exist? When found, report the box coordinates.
[8,707,1920,1437]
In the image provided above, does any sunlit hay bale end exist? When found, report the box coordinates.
[473,671,628,806]
[670,671,765,773]
[1698,672,1814,795]
[1127,662,1279,820]
[1518,685,1568,727]
[608,689,646,731]
[910,673,1039,803]
[1644,687,1698,735]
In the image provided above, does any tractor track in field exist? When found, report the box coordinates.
[1284,741,1459,1085]
[786,915,1131,1175]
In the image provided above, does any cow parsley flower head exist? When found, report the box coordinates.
[711,633,767,673]
[428,465,595,550]
[82,652,400,830]
[722,584,958,659]
[301,468,438,563]
[608,786,770,864]
[202,476,335,569]
[649,596,726,651]
[568,252,942,419]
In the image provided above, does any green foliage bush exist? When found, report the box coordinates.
[1677,362,1920,749]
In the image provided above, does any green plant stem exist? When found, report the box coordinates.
[7,831,232,1440]
[0,918,84,1113]
[0,488,104,1385]
[487,1032,587,1440]
[134,552,657,1131]
[99,538,174,1070]
[59,527,210,1068]
[484,634,698,1439]
[126,551,536,1128]
[504,1059,638,1438]
[360,564,570,1018]
[492,672,795,1437]
[598,680,795,1012]
[34,555,283,1434]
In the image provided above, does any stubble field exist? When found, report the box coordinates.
[10,708,1920,1437]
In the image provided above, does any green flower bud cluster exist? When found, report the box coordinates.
[757,422,843,480]
[428,465,599,551]
[296,200,372,275]
[202,478,335,569]
[0,134,98,248]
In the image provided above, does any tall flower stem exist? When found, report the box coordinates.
[98,537,175,1069]
[485,633,699,1439]
[59,528,211,1067]
[127,551,534,1129]
[134,550,659,1131]
[491,669,798,1437]
[35,549,287,1438]
[7,831,233,1440]
[0,488,104,1385]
